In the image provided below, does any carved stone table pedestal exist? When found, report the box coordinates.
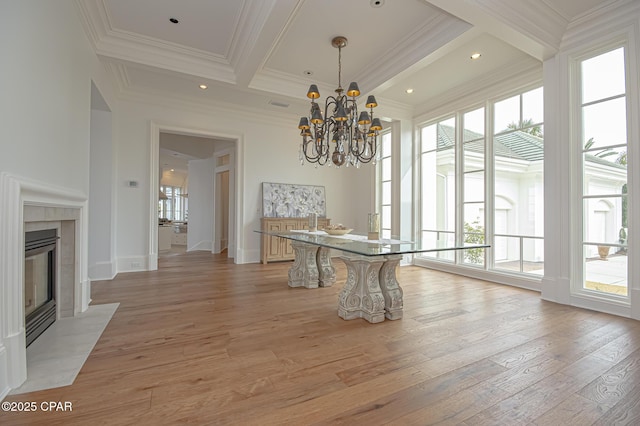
[286,241,404,323]
[338,254,386,323]
[317,247,336,287]
[378,254,404,320]
[288,240,319,288]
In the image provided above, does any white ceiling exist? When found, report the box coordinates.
[76,0,615,117]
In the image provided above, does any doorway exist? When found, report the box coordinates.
[149,122,242,270]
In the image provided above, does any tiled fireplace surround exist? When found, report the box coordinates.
[0,173,90,398]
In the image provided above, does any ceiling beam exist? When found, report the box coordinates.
[424,0,568,60]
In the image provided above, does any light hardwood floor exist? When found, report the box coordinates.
[3,251,640,425]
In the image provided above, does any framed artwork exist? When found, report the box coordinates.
[262,182,326,218]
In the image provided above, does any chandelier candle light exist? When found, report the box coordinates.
[298,36,383,168]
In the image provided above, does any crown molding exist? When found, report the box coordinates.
[104,62,131,95]
[74,0,236,84]
[227,0,278,69]
[469,0,568,54]
[373,96,414,121]
[355,14,472,94]
[118,83,300,130]
[249,68,333,101]
[413,57,542,121]
[562,0,640,49]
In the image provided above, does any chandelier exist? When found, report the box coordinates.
[297,36,382,168]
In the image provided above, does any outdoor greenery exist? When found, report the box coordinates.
[507,118,543,137]
[464,220,485,264]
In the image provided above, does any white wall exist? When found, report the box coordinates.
[0,0,118,398]
[188,158,215,251]
[89,108,115,279]
[114,97,371,268]
[0,1,115,188]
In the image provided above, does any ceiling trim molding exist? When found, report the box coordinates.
[562,0,639,48]
[249,68,334,101]
[355,15,472,93]
[104,62,131,96]
[373,96,414,121]
[227,0,278,69]
[413,57,542,120]
[118,85,300,129]
[75,0,237,84]
[469,0,568,53]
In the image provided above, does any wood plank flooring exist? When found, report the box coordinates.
[3,251,640,425]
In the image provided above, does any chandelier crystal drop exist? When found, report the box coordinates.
[298,36,382,168]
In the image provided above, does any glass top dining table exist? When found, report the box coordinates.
[256,229,489,324]
[256,229,489,257]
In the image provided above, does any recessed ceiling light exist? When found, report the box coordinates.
[199,84,208,90]
[169,18,179,24]
[170,169,175,172]
[303,70,313,76]
[405,88,414,94]
[370,0,384,7]
[470,52,481,60]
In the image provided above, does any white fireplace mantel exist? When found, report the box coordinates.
[0,172,90,399]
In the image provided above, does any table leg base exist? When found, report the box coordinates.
[317,247,336,287]
[288,241,319,289]
[338,255,386,324]
[380,254,404,320]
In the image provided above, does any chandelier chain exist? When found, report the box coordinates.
[337,45,342,91]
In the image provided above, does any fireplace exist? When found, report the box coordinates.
[24,229,58,347]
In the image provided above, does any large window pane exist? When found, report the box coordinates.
[584,244,627,296]
[580,46,628,297]
[377,131,392,240]
[382,205,391,229]
[493,88,544,275]
[581,47,626,104]
[382,157,391,181]
[583,97,627,148]
[421,125,437,152]
[420,118,456,258]
[463,142,484,172]
[463,108,484,141]
[464,171,484,202]
[494,95,520,134]
[382,133,392,157]
[522,87,544,125]
[421,231,455,262]
[382,181,391,204]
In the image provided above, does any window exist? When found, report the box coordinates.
[462,107,486,266]
[579,46,628,296]
[420,117,456,262]
[416,86,544,278]
[377,131,392,238]
[159,185,188,221]
[493,87,544,275]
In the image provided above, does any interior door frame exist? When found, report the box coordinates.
[149,121,243,269]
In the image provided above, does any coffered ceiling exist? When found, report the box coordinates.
[75,0,614,117]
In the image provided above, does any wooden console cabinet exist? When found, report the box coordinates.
[260,217,331,264]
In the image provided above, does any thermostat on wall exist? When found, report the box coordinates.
[127,180,139,188]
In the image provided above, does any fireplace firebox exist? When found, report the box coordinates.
[25,229,58,347]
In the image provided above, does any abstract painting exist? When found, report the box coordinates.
[262,182,326,218]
